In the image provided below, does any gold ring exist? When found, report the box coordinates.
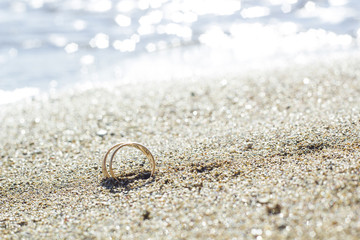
[102,142,156,179]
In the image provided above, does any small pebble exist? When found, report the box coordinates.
[96,129,107,137]
[258,196,270,204]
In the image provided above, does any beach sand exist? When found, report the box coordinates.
[0,56,359,239]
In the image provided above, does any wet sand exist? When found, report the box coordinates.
[0,56,359,239]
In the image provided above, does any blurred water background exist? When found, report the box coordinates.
[0,0,359,104]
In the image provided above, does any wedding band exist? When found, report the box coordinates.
[102,142,156,178]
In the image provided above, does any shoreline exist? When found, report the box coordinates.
[1,55,360,239]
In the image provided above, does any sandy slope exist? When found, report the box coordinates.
[0,56,359,239]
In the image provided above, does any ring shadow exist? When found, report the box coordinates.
[100,170,155,192]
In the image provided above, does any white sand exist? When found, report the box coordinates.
[0,56,359,239]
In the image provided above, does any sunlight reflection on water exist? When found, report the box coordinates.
[0,0,359,104]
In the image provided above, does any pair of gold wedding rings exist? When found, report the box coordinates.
[102,142,156,179]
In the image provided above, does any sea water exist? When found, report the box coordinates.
[0,0,359,104]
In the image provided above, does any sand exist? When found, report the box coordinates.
[0,56,359,239]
